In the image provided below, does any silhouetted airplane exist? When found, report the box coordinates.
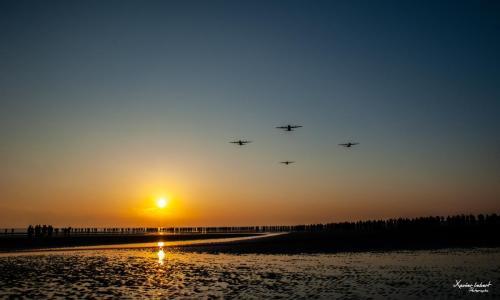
[276,124,302,131]
[339,142,359,148]
[280,161,295,165]
[230,140,251,146]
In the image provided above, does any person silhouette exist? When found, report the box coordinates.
[27,225,34,238]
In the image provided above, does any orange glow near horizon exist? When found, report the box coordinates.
[1,157,498,228]
[124,190,196,227]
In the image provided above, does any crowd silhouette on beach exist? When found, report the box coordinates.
[26,225,75,237]
[17,213,499,237]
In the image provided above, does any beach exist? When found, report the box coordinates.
[1,231,499,298]
[1,246,498,299]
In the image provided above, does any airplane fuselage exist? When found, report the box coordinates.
[277,125,301,131]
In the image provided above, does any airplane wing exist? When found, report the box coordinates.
[276,126,287,129]
[291,125,302,128]
[242,141,251,144]
[339,143,348,146]
[230,141,239,144]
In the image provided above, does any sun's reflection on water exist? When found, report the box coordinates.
[157,242,165,264]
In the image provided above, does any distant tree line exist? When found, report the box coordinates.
[21,213,499,237]
[290,213,500,232]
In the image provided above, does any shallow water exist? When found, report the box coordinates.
[5,233,282,253]
[0,247,498,299]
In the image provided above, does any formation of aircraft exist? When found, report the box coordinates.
[276,124,303,132]
[230,124,360,163]
[339,142,359,148]
[230,140,251,146]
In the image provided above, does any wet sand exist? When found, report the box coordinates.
[1,248,498,299]
[1,232,498,298]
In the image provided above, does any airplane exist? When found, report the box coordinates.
[339,142,359,148]
[280,161,295,165]
[230,140,252,146]
[276,124,303,132]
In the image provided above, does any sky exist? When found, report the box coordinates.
[0,0,499,227]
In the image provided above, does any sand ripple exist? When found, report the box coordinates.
[0,248,498,299]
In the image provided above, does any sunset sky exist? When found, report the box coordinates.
[1,0,499,227]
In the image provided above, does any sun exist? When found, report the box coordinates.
[156,197,168,209]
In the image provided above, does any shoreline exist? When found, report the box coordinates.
[0,233,262,252]
[175,230,500,254]
[2,229,499,255]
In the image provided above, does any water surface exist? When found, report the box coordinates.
[0,247,498,299]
